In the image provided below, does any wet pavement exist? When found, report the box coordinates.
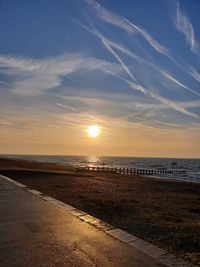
[0,176,166,267]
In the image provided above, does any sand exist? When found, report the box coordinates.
[0,158,200,266]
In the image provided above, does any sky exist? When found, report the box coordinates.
[0,0,200,158]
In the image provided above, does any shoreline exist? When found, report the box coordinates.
[147,174,200,184]
[0,158,200,265]
[0,156,199,184]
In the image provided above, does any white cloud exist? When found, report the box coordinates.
[159,69,200,97]
[175,1,199,55]
[80,2,200,86]
[80,23,200,98]
[124,18,171,57]
[79,23,199,118]
[84,0,135,34]
[75,22,137,82]
[100,36,200,97]
[181,61,200,84]
[56,103,77,112]
[128,81,198,118]
[181,99,200,109]
[84,0,172,59]
[98,33,137,82]
[0,80,11,87]
[0,53,122,96]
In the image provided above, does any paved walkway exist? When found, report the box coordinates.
[0,177,167,267]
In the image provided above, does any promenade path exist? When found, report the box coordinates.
[0,176,166,267]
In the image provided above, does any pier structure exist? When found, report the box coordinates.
[77,166,184,175]
[171,161,178,173]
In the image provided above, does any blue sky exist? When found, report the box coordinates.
[0,0,200,157]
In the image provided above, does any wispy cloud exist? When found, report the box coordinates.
[174,1,199,55]
[100,36,200,97]
[83,0,135,33]
[0,53,122,96]
[75,21,138,82]
[78,21,200,98]
[98,33,137,82]
[76,20,199,118]
[159,69,200,97]
[56,103,77,112]
[181,99,200,109]
[181,61,200,84]
[84,0,172,59]
[128,81,198,118]
[124,18,171,57]
[0,80,11,87]
[81,1,200,86]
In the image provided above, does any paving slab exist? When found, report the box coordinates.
[0,176,166,267]
[107,228,138,242]
[129,239,167,258]
[27,189,43,195]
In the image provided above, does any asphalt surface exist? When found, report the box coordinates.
[0,177,166,267]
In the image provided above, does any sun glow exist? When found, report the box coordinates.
[87,125,100,138]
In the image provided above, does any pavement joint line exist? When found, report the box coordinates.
[79,214,98,223]
[90,220,115,232]
[41,196,55,201]
[0,174,193,267]
[71,209,87,217]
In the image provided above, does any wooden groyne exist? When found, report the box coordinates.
[77,166,185,175]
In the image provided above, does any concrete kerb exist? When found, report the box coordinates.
[0,174,193,267]
[106,229,138,243]
[0,175,28,188]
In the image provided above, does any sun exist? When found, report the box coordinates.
[87,125,100,138]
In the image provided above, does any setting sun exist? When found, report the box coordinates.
[87,125,100,138]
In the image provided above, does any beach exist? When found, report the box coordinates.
[0,158,200,266]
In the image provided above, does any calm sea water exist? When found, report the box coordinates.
[1,155,200,183]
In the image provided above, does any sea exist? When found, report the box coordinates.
[1,154,200,183]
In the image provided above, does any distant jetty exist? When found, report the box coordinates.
[77,164,185,176]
